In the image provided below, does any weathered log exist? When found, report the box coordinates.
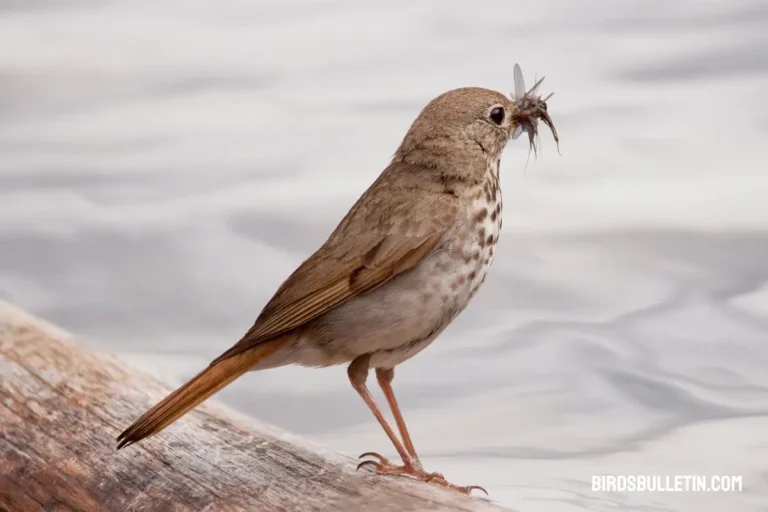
[0,301,509,511]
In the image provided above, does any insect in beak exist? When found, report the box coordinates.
[509,63,560,156]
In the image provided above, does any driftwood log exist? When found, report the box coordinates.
[0,301,509,511]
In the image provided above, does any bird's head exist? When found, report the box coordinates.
[394,88,516,174]
[393,75,557,182]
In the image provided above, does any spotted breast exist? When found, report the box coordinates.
[445,159,503,313]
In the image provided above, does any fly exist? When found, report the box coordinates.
[510,63,560,156]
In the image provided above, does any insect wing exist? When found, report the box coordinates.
[513,63,526,100]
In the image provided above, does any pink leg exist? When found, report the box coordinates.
[347,356,414,466]
[376,367,420,462]
[349,357,487,495]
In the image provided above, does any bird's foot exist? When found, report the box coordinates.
[356,452,487,495]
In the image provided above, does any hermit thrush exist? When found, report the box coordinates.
[117,65,558,495]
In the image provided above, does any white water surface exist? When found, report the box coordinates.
[2,1,767,510]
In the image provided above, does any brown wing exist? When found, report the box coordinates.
[211,168,459,364]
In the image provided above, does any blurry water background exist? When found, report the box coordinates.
[2,1,767,510]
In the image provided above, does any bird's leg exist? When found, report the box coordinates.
[350,357,487,495]
[347,355,416,469]
[375,367,420,463]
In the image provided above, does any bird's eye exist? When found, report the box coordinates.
[489,106,505,125]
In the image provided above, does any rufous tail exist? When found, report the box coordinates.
[116,336,288,449]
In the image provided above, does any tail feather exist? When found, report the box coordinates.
[116,337,287,449]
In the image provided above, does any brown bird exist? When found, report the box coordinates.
[117,67,557,494]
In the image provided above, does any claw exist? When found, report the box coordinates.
[356,459,382,472]
[428,476,488,495]
[424,472,446,483]
[358,451,386,462]
[466,485,489,496]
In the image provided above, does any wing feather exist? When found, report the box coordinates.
[211,171,458,364]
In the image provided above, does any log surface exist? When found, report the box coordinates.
[0,301,509,511]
